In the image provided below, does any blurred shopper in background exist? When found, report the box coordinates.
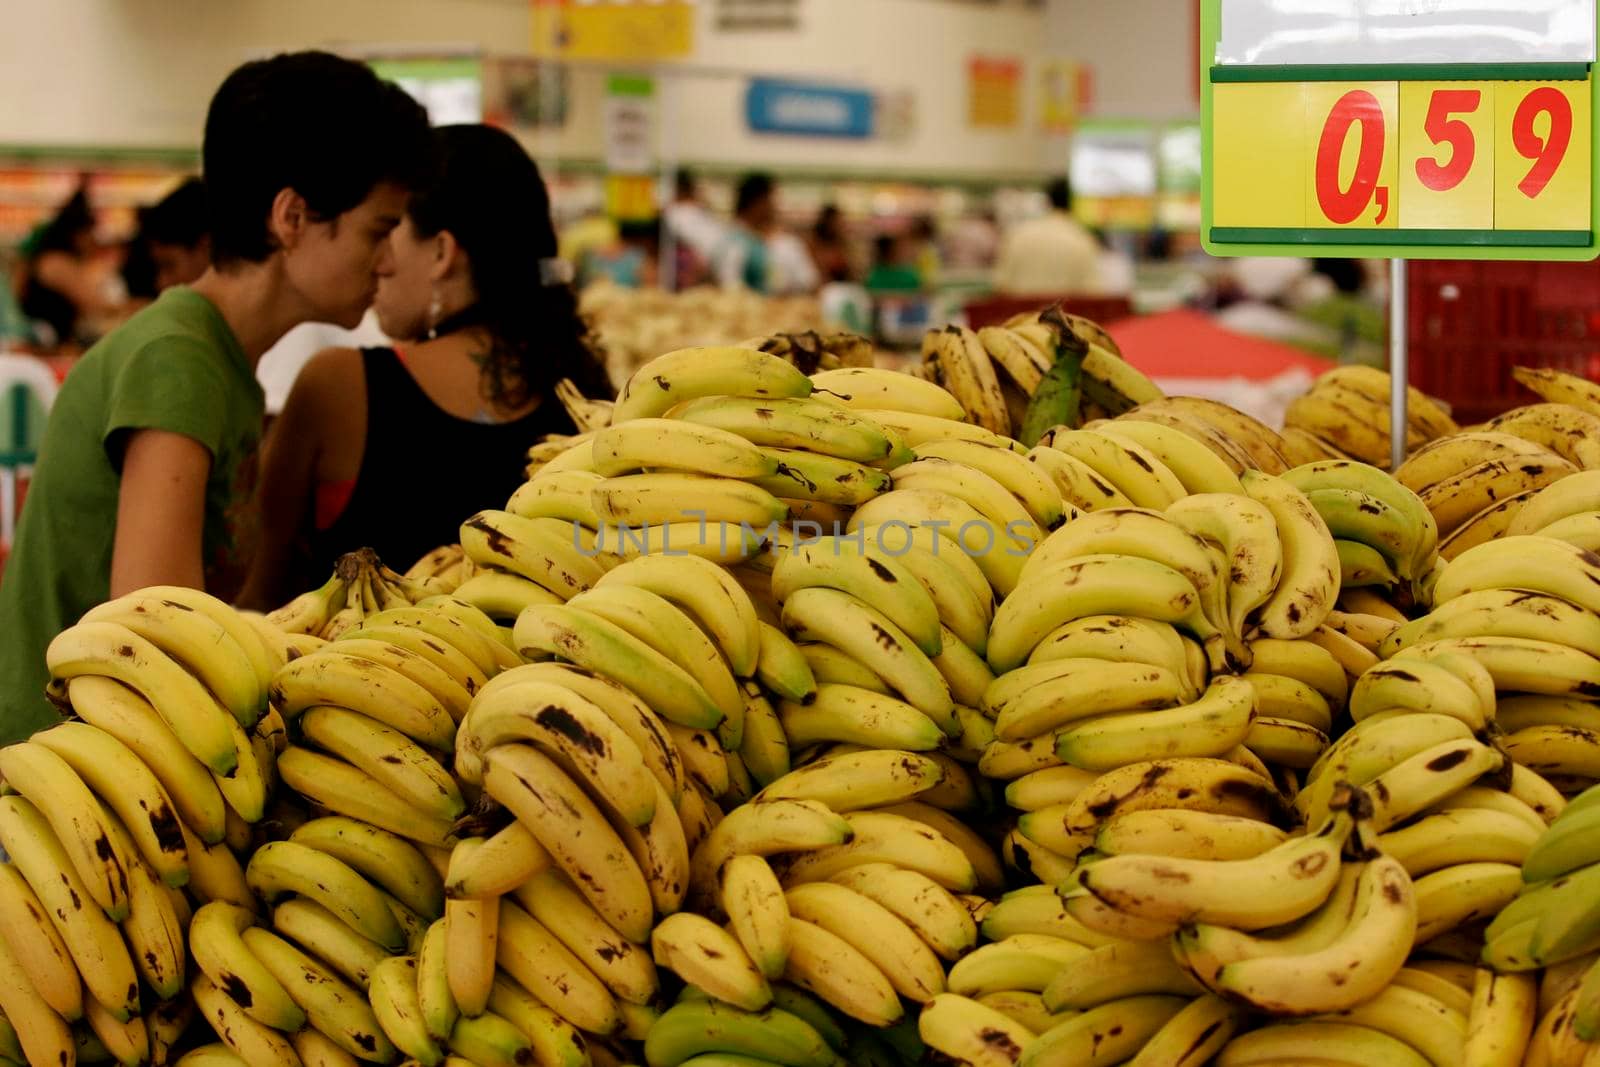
[910,214,941,288]
[141,178,212,292]
[945,207,1000,271]
[865,232,923,293]
[241,124,610,609]
[15,184,125,350]
[808,205,853,283]
[714,172,819,295]
[663,168,722,287]
[715,172,776,292]
[993,176,1102,297]
[122,177,212,302]
[0,51,432,743]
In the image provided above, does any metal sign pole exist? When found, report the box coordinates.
[1390,258,1409,471]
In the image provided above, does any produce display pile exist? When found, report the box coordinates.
[578,282,828,389]
[12,305,1600,1066]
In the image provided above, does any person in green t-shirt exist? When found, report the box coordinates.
[0,52,432,743]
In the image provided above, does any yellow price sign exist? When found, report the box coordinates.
[1304,83,1398,229]
[1210,76,1592,235]
[1496,81,1592,230]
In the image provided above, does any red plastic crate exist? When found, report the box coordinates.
[1407,259,1600,426]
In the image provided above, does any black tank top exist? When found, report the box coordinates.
[309,347,575,576]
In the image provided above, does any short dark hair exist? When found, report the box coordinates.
[142,178,208,248]
[203,51,432,263]
[1046,177,1074,211]
[735,173,775,217]
[674,168,698,199]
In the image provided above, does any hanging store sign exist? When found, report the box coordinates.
[1201,0,1600,260]
[969,56,1022,129]
[532,0,694,61]
[744,79,876,138]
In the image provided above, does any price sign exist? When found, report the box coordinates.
[1202,1,1599,260]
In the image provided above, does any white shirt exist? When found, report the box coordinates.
[256,312,389,415]
[993,210,1105,297]
[766,231,820,296]
[664,200,727,262]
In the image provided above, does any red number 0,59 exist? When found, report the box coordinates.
[1315,90,1389,224]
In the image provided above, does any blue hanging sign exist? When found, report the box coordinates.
[745,78,876,138]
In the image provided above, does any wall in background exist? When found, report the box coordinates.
[1044,0,1198,122]
[2,0,1073,179]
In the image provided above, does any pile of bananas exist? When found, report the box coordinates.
[578,280,825,385]
[21,306,1600,1066]
[0,585,286,1066]
[1283,365,1459,466]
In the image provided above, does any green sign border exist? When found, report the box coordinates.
[1200,1,1600,260]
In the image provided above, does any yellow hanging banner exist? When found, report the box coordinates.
[532,0,695,62]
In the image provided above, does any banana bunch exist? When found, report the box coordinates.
[640,991,857,1067]
[0,791,193,1067]
[186,816,446,1062]
[651,752,1001,1036]
[1292,679,1552,959]
[922,306,1163,439]
[923,873,1245,1066]
[554,375,615,433]
[921,324,1015,436]
[1284,366,1458,468]
[1407,533,1600,793]
[1506,468,1600,552]
[997,755,1294,890]
[1492,784,1600,1064]
[1478,782,1600,1064]
[768,530,1009,754]
[749,328,875,373]
[507,551,795,786]
[403,543,476,595]
[1109,396,1290,475]
[268,547,454,641]
[459,663,696,935]
[1279,458,1439,605]
[1048,786,1422,1024]
[1194,962,1528,1066]
[1514,365,1600,414]
[269,596,524,848]
[586,346,921,553]
[1394,425,1583,560]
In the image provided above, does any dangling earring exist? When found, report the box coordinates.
[426,287,443,340]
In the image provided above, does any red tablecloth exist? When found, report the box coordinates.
[1106,309,1336,381]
